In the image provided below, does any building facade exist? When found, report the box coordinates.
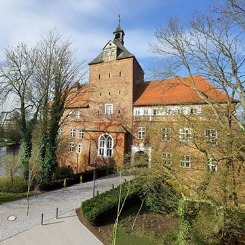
[57,24,244,204]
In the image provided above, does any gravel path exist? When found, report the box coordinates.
[0,174,131,241]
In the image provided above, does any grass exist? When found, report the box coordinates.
[77,202,179,245]
[0,192,29,205]
[0,140,15,147]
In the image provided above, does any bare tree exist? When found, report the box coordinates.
[215,0,245,30]
[150,4,244,126]
[0,43,40,179]
[36,29,86,180]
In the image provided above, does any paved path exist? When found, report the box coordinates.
[0,174,131,244]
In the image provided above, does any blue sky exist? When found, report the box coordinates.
[0,0,214,81]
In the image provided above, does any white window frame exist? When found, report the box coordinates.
[161,128,171,142]
[68,111,72,119]
[76,111,81,119]
[105,104,113,115]
[207,158,218,172]
[69,143,75,152]
[205,129,218,144]
[78,129,84,139]
[77,143,82,153]
[138,126,146,139]
[190,106,201,115]
[153,108,159,116]
[58,127,62,136]
[70,128,76,138]
[180,155,191,168]
[179,128,192,142]
[98,134,113,157]
[162,152,172,165]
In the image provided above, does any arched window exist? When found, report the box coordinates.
[98,134,113,157]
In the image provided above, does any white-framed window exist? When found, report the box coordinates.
[161,128,171,142]
[58,127,62,136]
[77,143,82,153]
[144,109,149,115]
[78,129,84,139]
[70,128,76,138]
[105,104,113,114]
[153,109,159,116]
[179,128,192,142]
[205,129,218,144]
[76,111,81,119]
[180,155,191,168]
[163,152,172,165]
[138,126,146,139]
[166,108,173,115]
[111,49,116,55]
[207,158,218,172]
[69,143,75,152]
[98,134,113,157]
[68,111,72,119]
[190,106,201,115]
[134,109,141,116]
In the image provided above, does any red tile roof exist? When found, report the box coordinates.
[65,84,89,108]
[134,76,232,106]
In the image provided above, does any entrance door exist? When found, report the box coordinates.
[133,151,149,168]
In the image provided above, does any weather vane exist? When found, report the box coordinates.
[118,10,121,25]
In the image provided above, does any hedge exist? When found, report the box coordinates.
[81,179,141,225]
[39,166,115,191]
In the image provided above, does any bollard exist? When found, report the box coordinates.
[97,190,99,196]
[56,208,59,219]
[112,184,114,189]
[41,213,44,226]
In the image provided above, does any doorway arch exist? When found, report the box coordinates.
[131,145,152,168]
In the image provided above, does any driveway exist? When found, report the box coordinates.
[0,174,131,243]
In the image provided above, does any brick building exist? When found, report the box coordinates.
[57,23,244,204]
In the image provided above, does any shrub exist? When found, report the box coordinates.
[39,166,115,191]
[81,179,141,225]
[0,176,28,193]
[39,179,64,191]
[55,166,73,179]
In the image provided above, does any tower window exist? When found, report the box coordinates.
[69,143,75,152]
[138,127,146,139]
[70,128,76,138]
[119,91,121,95]
[98,134,113,157]
[77,143,82,153]
[109,73,111,78]
[99,74,100,79]
[105,104,113,114]
[119,71,121,77]
[78,129,84,139]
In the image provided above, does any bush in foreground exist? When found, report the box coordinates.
[81,179,141,225]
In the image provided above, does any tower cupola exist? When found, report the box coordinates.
[113,15,125,45]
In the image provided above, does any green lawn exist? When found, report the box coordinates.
[0,192,28,205]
